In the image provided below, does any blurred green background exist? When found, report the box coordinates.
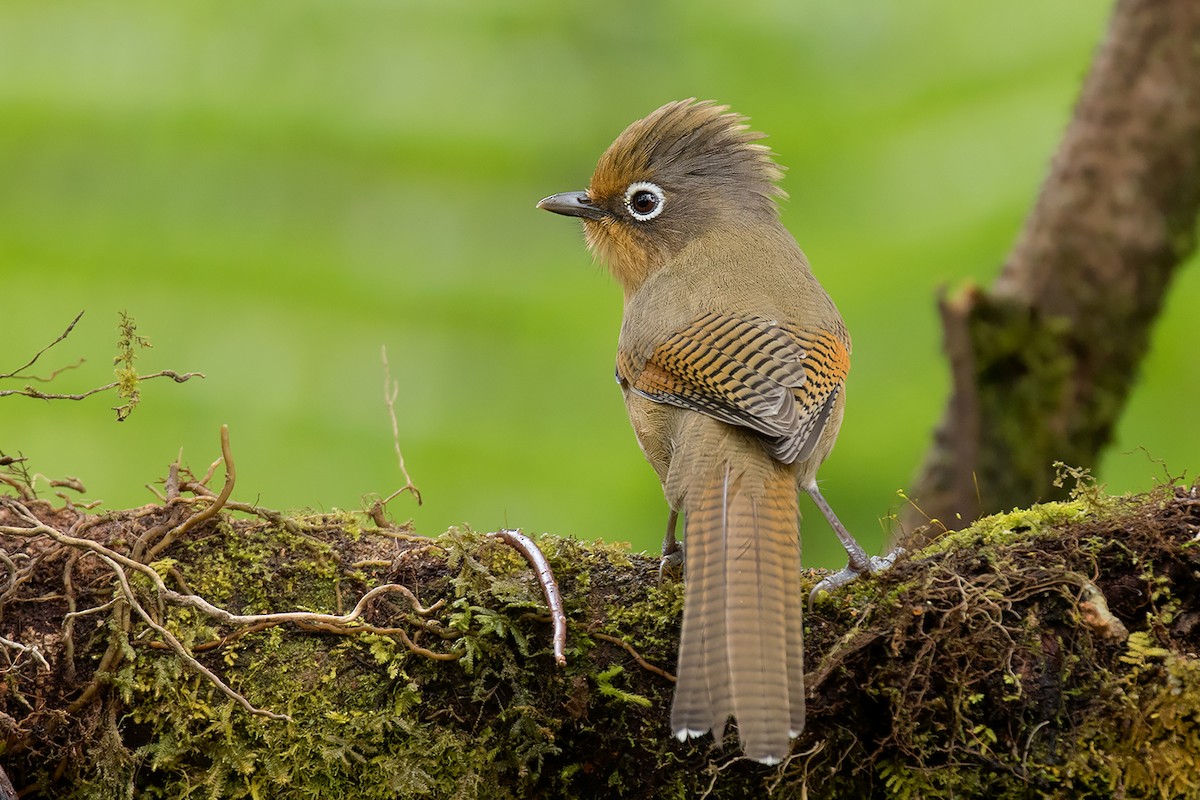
[3,1,1197,568]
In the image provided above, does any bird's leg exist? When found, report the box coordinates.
[806,483,901,600]
[658,509,684,581]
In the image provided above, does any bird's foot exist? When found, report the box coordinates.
[658,541,684,582]
[809,548,903,603]
[658,509,683,582]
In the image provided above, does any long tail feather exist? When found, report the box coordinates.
[670,453,804,763]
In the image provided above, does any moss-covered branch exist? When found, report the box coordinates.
[2,475,1199,799]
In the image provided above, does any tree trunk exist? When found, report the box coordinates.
[902,0,1200,541]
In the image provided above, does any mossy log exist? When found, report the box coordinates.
[2,480,1199,799]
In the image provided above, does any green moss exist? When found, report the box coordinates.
[8,482,1199,799]
[1057,645,1200,798]
[45,517,609,799]
[922,499,1091,556]
[594,665,652,708]
[176,516,342,614]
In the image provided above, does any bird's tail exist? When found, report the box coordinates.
[669,447,804,764]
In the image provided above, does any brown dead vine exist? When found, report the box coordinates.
[0,425,477,750]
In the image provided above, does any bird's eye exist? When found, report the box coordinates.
[623,181,665,221]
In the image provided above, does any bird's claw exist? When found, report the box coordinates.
[658,542,684,582]
[809,548,903,604]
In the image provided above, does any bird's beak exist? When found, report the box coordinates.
[536,191,607,221]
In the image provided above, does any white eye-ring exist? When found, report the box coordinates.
[623,181,666,221]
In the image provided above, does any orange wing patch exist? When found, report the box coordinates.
[618,313,849,465]
[785,327,849,410]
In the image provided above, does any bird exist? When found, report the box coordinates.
[537,99,889,764]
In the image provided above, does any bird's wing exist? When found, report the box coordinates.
[617,312,849,464]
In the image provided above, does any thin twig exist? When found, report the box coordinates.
[141,620,280,653]
[372,527,434,543]
[62,552,81,681]
[2,500,451,643]
[163,582,435,631]
[167,566,193,595]
[64,598,119,623]
[177,482,299,531]
[10,357,86,383]
[0,550,33,606]
[489,530,567,666]
[196,456,223,488]
[0,549,19,594]
[46,476,85,493]
[0,369,205,399]
[165,458,181,501]
[297,620,461,661]
[147,425,235,560]
[99,553,290,722]
[592,632,675,682]
[63,600,129,715]
[380,345,422,506]
[0,473,36,502]
[0,310,85,380]
[0,635,50,671]
[372,583,444,616]
[132,513,183,562]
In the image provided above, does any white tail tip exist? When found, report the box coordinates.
[674,728,708,742]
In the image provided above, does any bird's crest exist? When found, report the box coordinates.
[588,99,787,210]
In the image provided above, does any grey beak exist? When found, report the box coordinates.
[536,191,607,221]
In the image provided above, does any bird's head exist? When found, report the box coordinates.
[538,99,786,295]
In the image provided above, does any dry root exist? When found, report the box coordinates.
[0,425,504,752]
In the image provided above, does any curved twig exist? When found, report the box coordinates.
[488,530,567,666]
[297,620,461,661]
[99,553,290,722]
[147,425,235,560]
[0,310,85,380]
[2,499,459,649]
[592,631,675,682]
[64,600,130,715]
[0,635,50,671]
[61,551,81,681]
[380,345,422,507]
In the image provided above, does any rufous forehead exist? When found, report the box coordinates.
[585,99,784,204]
[588,151,651,202]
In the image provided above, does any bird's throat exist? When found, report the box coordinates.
[584,219,663,298]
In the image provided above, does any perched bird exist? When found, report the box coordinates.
[538,100,888,764]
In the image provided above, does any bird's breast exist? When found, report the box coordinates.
[622,389,677,488]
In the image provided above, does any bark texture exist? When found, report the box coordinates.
[903,0,1200,540]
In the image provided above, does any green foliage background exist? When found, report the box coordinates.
[2,1,1197,567]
